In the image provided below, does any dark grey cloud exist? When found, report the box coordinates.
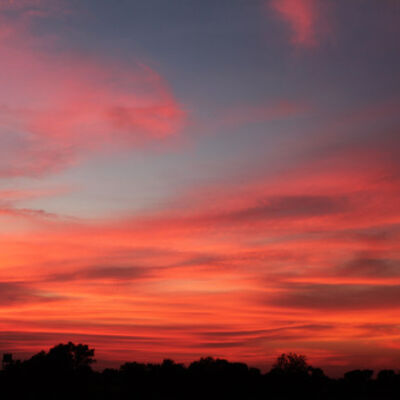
[210,195,349,224]
[81,266,146,280]
[0,203,57,219]
[0,282,61,306]
[338,256,400,278]
[45,266,147,283]
[267,283,400,310]
[199,324,332,340]
[195,341,246,349]
[0,330,171,354]
[194,324,334,350]
[177,255,224,267]
[355,323,400,336]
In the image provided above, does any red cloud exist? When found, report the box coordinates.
[1,147,400,370]
[269,0,319,47]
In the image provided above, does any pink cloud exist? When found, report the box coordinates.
[269,0,319,47]
[0,3,185,178]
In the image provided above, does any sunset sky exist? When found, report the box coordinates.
[1,0,400,375]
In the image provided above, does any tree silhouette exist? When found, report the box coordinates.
[47,342,95,371]
[1,343,400,399]
[271,352,310,375]
[1,353,13,370]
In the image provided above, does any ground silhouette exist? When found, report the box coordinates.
[1,344,399,399]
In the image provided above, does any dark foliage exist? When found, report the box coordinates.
[1,343,400,399]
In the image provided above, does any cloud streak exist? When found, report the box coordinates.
[0,282,62,306]
[267,283,400,311]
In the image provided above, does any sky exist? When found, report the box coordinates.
[0,0,400,375]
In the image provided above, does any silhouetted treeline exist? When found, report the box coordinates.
[1,343,400,399]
